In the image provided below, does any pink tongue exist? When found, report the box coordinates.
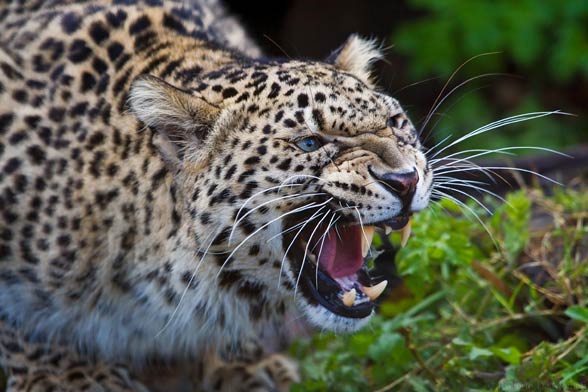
[314,226,363,278]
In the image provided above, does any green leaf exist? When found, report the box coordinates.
[469,346,494,360]
[565,306,588,322]
[451,337,472,347]
[559,354,588,385]
[491,346,522,364]
[407,376,433,392]
[367,333,406,362]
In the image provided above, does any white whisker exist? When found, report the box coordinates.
[155,228,219,337]
[420,52,502,136]
[433,191,498,249]
[266,220,309,243]
[333,204,359,213]
[229,192,326,244]
[314,214,339,288]
[433,180,508,205]
[433,185,493,215]
[434,165,562,186]
[230,183,308,243]
[278,202,333,289]
[431,146,571,169]
[334,224,343,242]
[217,199,333,279]
[421,72,509,136]
[431,148,515,164]
[434,175,489,186]
[353,206,370,258]
[294,211,332,297]
[429,111,568,160]
[425,134,453,157]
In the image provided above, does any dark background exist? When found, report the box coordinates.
[224,0,435,140]
[225,0,419,103]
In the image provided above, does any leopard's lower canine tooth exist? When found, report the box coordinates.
[361,226,375,257]
[342,288,356,306]
[363,280,388,301]
[400,218,412,247]
[384,225,392,235]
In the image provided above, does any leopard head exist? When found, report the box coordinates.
[129,36,432,333]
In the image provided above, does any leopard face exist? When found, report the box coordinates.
[130,36,432,333]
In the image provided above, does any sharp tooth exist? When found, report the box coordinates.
[361,226,375,257]
[363,280,388,301]
[400,218,412,247]
[342,288,356,306]
[384,225,392,235]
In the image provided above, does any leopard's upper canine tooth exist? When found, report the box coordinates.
[361,226,375,257]
[384,225,392,235]
[342,288,356,306]
[363,280,388,301]
[400,218,412,247]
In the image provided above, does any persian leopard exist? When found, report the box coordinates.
[0,0,433,390]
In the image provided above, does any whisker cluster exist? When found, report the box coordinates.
[426,106,571,244]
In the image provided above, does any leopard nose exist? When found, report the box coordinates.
[369,167,419,211]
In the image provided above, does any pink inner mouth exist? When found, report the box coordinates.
[312,225,364,278]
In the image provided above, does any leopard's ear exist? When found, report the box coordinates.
[328,35,383,87]
[128,75,221,166]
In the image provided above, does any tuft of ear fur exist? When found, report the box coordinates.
[329,35,384,87]
[129,75,220,134]
[128,75,221,165]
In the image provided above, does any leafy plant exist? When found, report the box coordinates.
[291,187,588,391]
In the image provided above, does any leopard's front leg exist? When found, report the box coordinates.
[200,352,299,392]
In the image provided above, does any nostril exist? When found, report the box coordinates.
[368,167,419,211]
[380,169,419,196]
[387,113,407,129]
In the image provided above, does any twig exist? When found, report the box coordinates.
[473,309,564,331]
[536,325,587,379]
[399,327,438,383]
[373,340,453,392]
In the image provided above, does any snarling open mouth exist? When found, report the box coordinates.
[284,212,412,319]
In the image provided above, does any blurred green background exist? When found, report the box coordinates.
[392,0,588,153]
[228,0,588,155]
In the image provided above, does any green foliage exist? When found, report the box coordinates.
[392,0,588,153]
[395,0,588,82]
[489,191,531,263]
[291,188,588,391]
[565,306,588,323]
[393,198,483,293]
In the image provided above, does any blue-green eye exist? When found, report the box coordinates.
[295,137,322,152]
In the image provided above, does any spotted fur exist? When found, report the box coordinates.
[0,0,432,390]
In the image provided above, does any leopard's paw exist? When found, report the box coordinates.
[206,354,299,392]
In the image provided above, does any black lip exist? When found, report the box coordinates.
[382,215,410,230]
[298,264,374,319]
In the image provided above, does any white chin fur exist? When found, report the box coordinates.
[298,299,374,333]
